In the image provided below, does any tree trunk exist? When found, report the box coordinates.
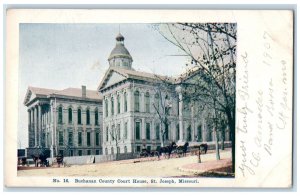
[160,128,165,147]
[226,108,235,174]
[214,127,220,160]
[221,130,225,150]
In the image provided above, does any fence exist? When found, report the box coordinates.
[47,153,139,166]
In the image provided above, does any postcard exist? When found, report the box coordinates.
[5,9,293,188]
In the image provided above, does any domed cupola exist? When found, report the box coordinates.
[108,33,133,69]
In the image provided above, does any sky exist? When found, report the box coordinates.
[18,23,188,148]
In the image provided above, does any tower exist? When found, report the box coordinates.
[108,33,133,69]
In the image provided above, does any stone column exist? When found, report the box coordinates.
[202,117,207,142]
[128,88,133,112]
[141,118,145,140]
[27,109,31,147]
[175,86,184,143]
[191,104,196,142]
[50,102,56,157]
[30,108,34,147]
[34,106,38,147]
[38,104,42,147]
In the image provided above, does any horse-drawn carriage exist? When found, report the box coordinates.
[138,141,208,160]
[26,147,51,167]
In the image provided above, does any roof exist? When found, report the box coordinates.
[51,88,101,100]
[108,43,132,61]
[97,66,175,91]
[24,86,102,106]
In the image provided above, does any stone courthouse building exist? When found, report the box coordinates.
[24,33,229,157]
[24,86,102,157]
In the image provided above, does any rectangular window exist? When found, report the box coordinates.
[124,93,127,112]
[134,91,140,112]
[58,107,63,124]
[86,110,90,125]
[78,150,82,156]
[135,122,140,140]
[68,108,72,124]
[95,132,99,146]
[106,127,109,142]
[95,111,98,125]
[147,146,151,152]
[165,124,169,140]
[96,150,100,155]
[87,132,91,146]
[59,131,64,146]
[124,122,128,139]
[68,131,73,146]
[117,124,121,140]
[59,150,64,156]
[136,146,141,152]
[105,100,108,117]
[146,123,151,140]
[87,150,91,155]
[77,109,82,124]
[111,98,114,116]
[112,125,115,141]
[78,132,82,146]
[117,96,121,114]
[156,124,160,140]
[69,150,73,156]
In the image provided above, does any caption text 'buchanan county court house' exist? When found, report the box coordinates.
[24,33,231,157]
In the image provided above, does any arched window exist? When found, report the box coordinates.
[58,106,63,124]
[68,108,72,124]
[105,99,108,117]
[145,92,150,113]
[95,109,98,125]
[77,108,81,124]
[124,92,128,112]
[134,91,140,112]
[155,93,160,109]
[111,97,114,115]
[117,95,121,114]
[86,109,90,125]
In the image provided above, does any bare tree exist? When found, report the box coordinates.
[152,81,174,147]
[158,23,236,173]
[109,124,121,159]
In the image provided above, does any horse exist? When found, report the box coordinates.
[140,148,151,158]
[158,141,177,159]
[31,154,48,167]
[176,142,189,157]
[56,154,64,167]
[199,143,208,154]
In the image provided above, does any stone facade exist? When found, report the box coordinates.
[24,86,102,157]
[24,32,231,157]
[97,33,230,155]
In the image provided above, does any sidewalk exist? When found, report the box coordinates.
[178,157,233,176]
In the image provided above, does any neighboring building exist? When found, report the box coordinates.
[23,86,102,157]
